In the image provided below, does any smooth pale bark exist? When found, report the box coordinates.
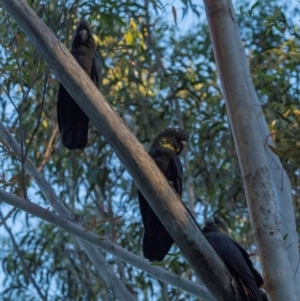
[0,189,216,301]
[256,107,300,292]
[78,242,136,301]
[203,0,298,300]
[0,1,244,300]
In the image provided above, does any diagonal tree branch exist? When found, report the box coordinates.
[0,112,214,299]
[0,127,135,299]
[203,0,298,300]
[0,1,242,300]
[0,189,216,301]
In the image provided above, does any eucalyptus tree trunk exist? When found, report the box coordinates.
[204,0,299,300]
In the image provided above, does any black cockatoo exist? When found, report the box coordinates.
[203,216,268,301]
[138,128,189,262]
[57,20,101,150]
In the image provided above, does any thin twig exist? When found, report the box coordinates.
[38,124,59,171]
[24,68,50,161]
[0,206,17,226]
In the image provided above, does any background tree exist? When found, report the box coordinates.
[0,0,299,300]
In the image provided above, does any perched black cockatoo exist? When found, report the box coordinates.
[138,128,189,262]
[57,20,101,150]
[203,216,268,301]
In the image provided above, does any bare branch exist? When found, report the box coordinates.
[0,128,135,300]
[0,189,215,301]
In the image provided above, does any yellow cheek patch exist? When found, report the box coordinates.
[160,142,175,151]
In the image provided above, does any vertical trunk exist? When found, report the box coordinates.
[203,0,298,300]
[256,110,300,293]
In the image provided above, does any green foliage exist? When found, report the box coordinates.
[0,0,299,300]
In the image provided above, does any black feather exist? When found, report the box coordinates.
[57,20,102,150]
[138,128,189,261]
[203,217,266,301]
